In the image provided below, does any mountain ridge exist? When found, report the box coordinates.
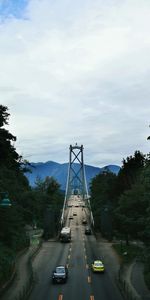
[25,161,120,190]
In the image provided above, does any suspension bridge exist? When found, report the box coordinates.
[61,144,94,227]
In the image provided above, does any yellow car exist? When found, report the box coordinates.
[91,260,105,273]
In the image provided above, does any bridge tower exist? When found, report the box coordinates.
[65,144,88,200]
[61,144,94,227]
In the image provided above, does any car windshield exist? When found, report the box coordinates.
[56,267,65,274]
[94,261,103,267]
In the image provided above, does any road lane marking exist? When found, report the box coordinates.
[88,276,91,283]
[90,296,94,300]
[66,263,69,268]
[58,294,63,300]
[86,264,89,269]
[69,247,72,252]
[85,255,87,259]
[68,255,70,259]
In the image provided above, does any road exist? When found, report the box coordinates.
[29,196,123,300]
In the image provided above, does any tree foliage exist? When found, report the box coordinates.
[90,150,149,244]
[0,105,64,286]
[116,151,145,196]
[90,170,117,232]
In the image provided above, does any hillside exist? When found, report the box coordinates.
[25,161,120,190]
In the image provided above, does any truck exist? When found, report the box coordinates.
[60,227,71,242]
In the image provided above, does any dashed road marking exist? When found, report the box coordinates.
[88,276,91,283]
[86,264,89,269]
[58,294,63,300]
[68,255,70,259]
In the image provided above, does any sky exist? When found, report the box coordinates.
[0,0,150,167]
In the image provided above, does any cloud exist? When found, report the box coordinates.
[0,0,150,166]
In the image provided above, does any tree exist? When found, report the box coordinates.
[90,170,117,233]
[114,160,150,245]
[0,105,31,286]
[116,151,145,196]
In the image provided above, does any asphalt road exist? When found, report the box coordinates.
[28,196,123,300]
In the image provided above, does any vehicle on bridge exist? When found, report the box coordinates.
[85,226,91,235]
[73,211,77,216]
[52,266,68,283]
[60,227,71,242]
[91,260,105,273]
[82,218,87,224]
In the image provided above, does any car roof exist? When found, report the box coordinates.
[56,266,65,269]
[93,260,103,264]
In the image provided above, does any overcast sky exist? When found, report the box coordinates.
[0,0,150,167]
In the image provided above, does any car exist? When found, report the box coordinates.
[91,260,105,273]
[82,218,87,224]
[85,226,91,235]
[52,266,68,283]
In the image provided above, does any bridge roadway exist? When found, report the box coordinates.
[28,196,123,300]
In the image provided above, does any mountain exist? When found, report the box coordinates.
[25,161,120,190]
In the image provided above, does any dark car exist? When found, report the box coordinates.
[52,266,68,283]
[85,226,91,235]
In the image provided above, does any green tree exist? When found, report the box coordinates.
[90,170,117,233]
[116,150,145,196]
[0,105,30,287]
